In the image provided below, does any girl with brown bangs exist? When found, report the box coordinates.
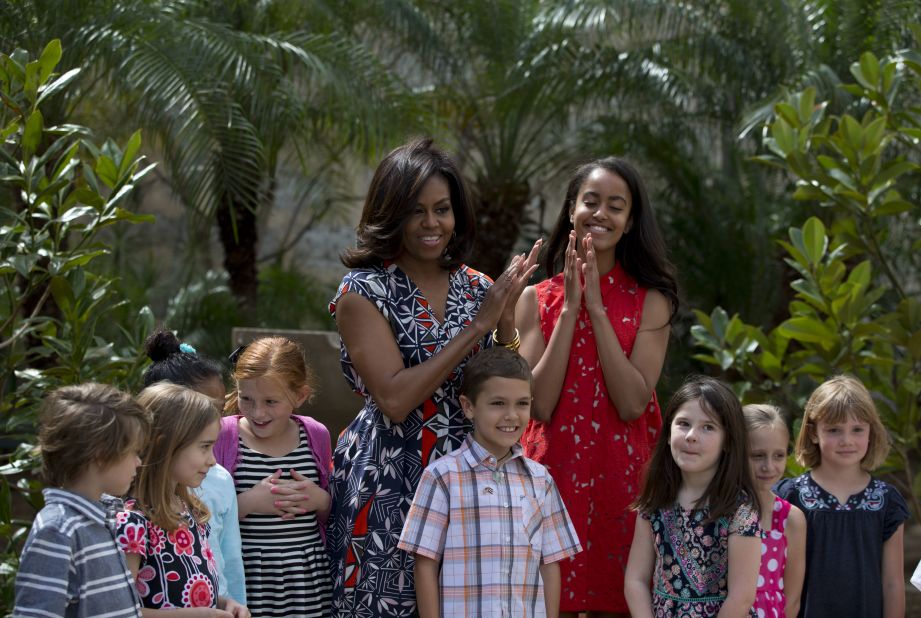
[116,383,249,617]
[776,375,909,618]
[624,376,761,618]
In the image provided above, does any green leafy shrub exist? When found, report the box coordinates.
[0,40,154,610]
[692,42,921,518]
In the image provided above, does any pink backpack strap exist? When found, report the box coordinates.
[294,416,332,491]
[214,416,242,476]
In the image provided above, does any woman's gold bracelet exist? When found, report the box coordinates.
[492,328,521,352]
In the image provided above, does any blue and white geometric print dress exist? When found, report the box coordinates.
[327,262,492,617]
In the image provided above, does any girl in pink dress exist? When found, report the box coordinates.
[517,158,678,616]
[743,404,806,617]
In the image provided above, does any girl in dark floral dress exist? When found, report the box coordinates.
[625,377,762,618]
[117,383,248,617]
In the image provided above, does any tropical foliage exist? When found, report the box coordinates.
[1,0,413,313]
[2,1,921,606]
[0,40,154,607]
[692,40,921,517]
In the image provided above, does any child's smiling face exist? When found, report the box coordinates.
[812,415,871,469]
[460,376,532,459]
[748,424,789,490]
[669,399,725,479]
[237,375,308,442]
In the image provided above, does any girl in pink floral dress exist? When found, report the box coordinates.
[117,382,249,617]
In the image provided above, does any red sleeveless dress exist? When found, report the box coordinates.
[522,262,662,612]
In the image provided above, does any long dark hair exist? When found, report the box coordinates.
[341,137,475,269]
[542,157,678,319]
[633,376,760,523]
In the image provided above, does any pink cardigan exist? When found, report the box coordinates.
[214,415,332,539]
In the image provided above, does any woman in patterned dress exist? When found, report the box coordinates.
[327,138,537,617]
[517,158,678,617]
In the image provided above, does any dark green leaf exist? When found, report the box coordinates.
[22,110,43,158]
[118,130,142,178]
[94,156,118,188]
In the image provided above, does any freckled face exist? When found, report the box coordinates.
[237,376,307,442]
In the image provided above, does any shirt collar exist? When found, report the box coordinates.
[43,487,108,525]
[461,433,524,470]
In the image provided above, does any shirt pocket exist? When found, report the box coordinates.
[515,493,543,553]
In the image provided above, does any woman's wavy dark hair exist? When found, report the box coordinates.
[633,375,760,523]
[341,137,475,269]
[542,157,678,319]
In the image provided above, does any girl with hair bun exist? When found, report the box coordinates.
[143,330,224,400]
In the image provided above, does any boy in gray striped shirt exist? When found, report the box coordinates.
[14,383,151,618]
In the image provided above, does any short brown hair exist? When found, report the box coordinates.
[460,347,532,403]
[795,374,890,470]
[39,383,150,488]
[135,383,221,530]
[340,137,475,270]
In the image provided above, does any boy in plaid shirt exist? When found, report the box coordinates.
[399,347,581,617]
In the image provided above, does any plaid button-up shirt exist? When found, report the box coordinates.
[399,435,581,617]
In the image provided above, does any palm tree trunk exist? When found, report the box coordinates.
[470,179,530,278]
[216,197,258,317]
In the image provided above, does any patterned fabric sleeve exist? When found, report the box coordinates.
[397,466,450,561]
[882,481,910,541]
[329,268,390,321]
[773,477,795,502]
[539,475,583,564]
[115,508,151,557]
[728,501,760,537]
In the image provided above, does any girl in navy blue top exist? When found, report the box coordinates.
[777,375,909,618]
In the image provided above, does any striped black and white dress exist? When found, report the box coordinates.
[235,425,331,617]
